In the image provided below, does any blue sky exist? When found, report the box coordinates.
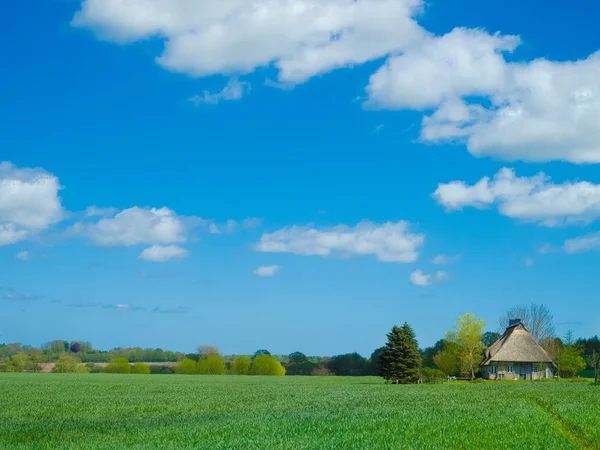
[1,0,600,356]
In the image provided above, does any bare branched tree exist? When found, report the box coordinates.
[499,304,556,343]
[197,344,220,359]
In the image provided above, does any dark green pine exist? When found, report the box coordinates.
[382,322,422,384]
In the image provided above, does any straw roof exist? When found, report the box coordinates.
[481,322,552,365]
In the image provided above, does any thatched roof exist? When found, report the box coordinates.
[481,322,552,365]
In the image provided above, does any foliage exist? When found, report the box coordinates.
[312,365,334,376]
[421,340,445,369]
[326,353,370,376]
[559,346,586,377]
[420,367,447,383]
[197,345,220,358]
[197,355,226,375]
[174,359,198,375]
[482,332,500,348]
[150,365,174,375]
[369,347,385,377]
[381,323,421,384]
[131,362,151,374]
[288,352,308,364]
[499,304,555,343]
[105,358,131,374]
[250,355,286,376]
[70,342,81,353]
[52,354,88,373]
[286,360,318,376]
[230,356,251,375]
[585,350,600,385]
[1,375,600,448]
[433,341,462,376]
[254,349,271,357]
[85,363,104,373]
[446,313,486,380]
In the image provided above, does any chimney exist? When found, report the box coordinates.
[509,319,521,326]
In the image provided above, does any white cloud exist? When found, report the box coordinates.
[189,79,250,106]
[209,223,221,234]
[410,269,449,287]
[434,168,600,226]
[253,265,281,277]
[564,232,600,254]
[73,207,202,246]
[0,162,64,245]
[15,250,30,261]
[254,221,424,263]
[432,253,462,265]
[139,245,189,262]
[72,0,425,84]
[366,26,600,163]
[367,28,520,110]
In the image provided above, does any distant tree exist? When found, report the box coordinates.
[288,352,308,364]
[230,356,251,375]
[250,354,286,376]
[421,340,445,369]
[585,350,600,385]
[64,341,70,352]
[369,347,386,376]
[446,312,486,380]
[197,345,220,359]
[433,341,462,376]
[420,367,447,383]
[150,365,174,375]
[482,332,500,348]
[197,355,226,375]
[558,331,586,377]
[381,323,422,384]
[185,353,200,362]
[254,349,271,357]
[105,358,131,374]
[8,353,28,372]
[52,353,88,373]
[174,359,198,375]
[499,304,555,343]
[312,365,334,376]
[131,362,151,374]
[25,350,46,372]
[327,353,370,376]
[85,362,104,373]
[70,342,81,353]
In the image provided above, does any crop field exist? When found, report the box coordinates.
[0,374,598,449]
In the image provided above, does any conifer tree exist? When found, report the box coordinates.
[382,323,422,384]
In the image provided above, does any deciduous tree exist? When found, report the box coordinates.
[446,313,485,380]
[131,362,151,374]
[250,354,285,376]
[499,304,555,343]
[230,356,251,375]
[105,358,131,374]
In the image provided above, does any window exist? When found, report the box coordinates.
[533,366,539,373]
[506,364,513,373]
[490,366,497,374]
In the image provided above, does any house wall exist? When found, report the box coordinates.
[481,362,552,380]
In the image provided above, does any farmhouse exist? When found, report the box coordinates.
[480,320,553,380]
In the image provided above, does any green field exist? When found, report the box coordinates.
[0,374,598,449]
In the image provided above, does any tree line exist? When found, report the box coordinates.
[2,304,599,383]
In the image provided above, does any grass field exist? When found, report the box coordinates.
[0,374,598,449]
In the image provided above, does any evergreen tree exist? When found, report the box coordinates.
[382,323,422,384]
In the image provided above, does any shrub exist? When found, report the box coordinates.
[131,362,151,374]
[230,356,251,375]
[250,354,286,376]
[86,362,104,373]
[197,355,226,375]
[150,365,174,375]
[312,365,334,376]
[421,367,447,383]
[287,361,318,376]
[105,358,131,374]
[174,359,197,375]
[53,353,88,373]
